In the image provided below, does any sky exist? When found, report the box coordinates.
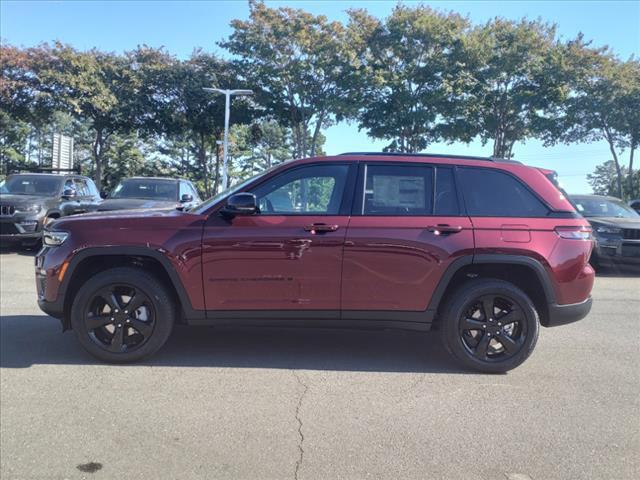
[2,0,639,193]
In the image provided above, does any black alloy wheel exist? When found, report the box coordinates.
[71,267,175,363]
[458,294,527,362]
[85,284,156,354]
[440,279,540,373]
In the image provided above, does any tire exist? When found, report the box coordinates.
[439,279,540,373]
[70,267,175,363]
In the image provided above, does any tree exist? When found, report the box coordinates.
[611,59,640,198]
[544,38,640,199]
[587,160,639,198]
[222,0,353,158]
[33,43,138,189]
[450,18,566,158]
[348,5,470,152]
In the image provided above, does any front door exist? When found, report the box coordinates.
[201,163,355,315]
[341,162,474,316]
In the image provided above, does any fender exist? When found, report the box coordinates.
[59,246,205,321]
[45,209,62,219]
[425,254,556,316]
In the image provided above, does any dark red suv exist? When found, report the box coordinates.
[35,153,595,372]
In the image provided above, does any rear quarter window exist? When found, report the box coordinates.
[458,167,549,217]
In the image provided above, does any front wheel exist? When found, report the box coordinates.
[439,279,540,373]
[70,267,175,363]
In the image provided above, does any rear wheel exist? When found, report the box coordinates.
[439,279,539,373]
[70,267,175,362]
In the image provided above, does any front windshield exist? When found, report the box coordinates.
[110,179,178,201]
[192,164,281,214]
[0,175,63,196]
[572,197,640,218]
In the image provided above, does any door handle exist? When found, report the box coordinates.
[427,224,463,235]
[304,223,339,234]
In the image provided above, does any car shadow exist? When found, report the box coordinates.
[0,315,469,374]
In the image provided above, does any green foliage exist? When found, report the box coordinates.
[348,5,470,152]
[451,18,566,158]
[0,4,635,200]
[222,0,352,158]
[543,36,640,199]
[588,160,639,198]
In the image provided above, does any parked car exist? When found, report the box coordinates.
[629,199,640,214]
[35,153,595,372]
[570,194,640,268]
[1,173,101,248]
[98,177,201,211]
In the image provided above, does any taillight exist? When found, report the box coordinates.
[554,226,592,240]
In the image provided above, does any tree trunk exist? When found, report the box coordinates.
[603,125,624,199]
[628,141,636,198]
[197,135,209,197]
[310,110,326,157]
[92,129,104,190]
[213,142,221,195]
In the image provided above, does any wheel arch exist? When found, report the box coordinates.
[429,255,556,327]
[61,247,203,330]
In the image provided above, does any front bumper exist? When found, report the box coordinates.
[0,214,44,242]
[594,236,640,265]
[35,245,69,321]
[546,296,593,327]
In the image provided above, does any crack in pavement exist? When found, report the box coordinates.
[292,370,309,480]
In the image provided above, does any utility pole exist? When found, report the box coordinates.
[203,88,253,190]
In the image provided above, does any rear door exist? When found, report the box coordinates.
[341,162,474,316]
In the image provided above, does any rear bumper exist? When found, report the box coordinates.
[546,296,592,327]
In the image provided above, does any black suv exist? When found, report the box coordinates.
[0,173,101,247]
[97,177,201,211]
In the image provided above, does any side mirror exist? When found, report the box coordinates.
[62,187,77,199]
[180,193,194,203]
[100,190,108,199]
[221,193,258,217]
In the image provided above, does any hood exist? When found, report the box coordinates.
[587,217,640,228]
[0,193,53,206]
[97,198,179,211]
[49,207,190,231]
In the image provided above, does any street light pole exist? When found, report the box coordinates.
[203,88,253,192]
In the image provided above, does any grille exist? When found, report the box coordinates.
[0,223,19,235]
[0,205,16,216]
[623,229,640,240]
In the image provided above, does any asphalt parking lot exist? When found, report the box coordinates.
[1,249,639,480]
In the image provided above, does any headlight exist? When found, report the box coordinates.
[43,231,69,246]
[16,204,42,214]
[595,226,622,235]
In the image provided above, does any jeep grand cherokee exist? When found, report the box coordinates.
[35,153,595,372]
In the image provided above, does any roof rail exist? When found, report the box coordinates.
[338,152,521,164]
[7,166,81,175]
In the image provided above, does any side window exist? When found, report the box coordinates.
[63,179,75,194]
[434,167,459,215]
[179,182,190,199]
[458,168,549,217]
[85,179,99,198]
[363,164,433,215]
[189,183,201,201]
[252,164,349,215]
[74,179,89,196]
